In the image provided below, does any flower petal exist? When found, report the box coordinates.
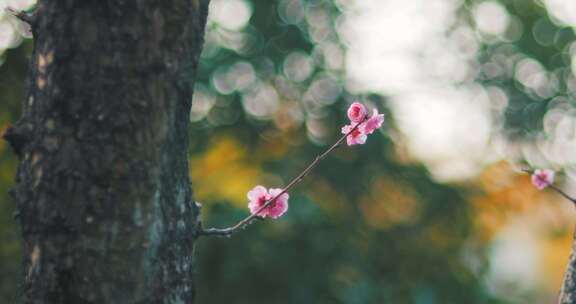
[347,102,368,123]
[247,185,267,201]
[531,169,554,190]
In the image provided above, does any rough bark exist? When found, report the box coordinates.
[560,227,576,304]
[4,1,209,303]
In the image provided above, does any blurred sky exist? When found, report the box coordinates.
[3,0,576,302]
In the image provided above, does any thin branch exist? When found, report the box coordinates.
[549,184,576,205]
[522,168,576,205]
[198,117,368,238]
[5,8,36,26]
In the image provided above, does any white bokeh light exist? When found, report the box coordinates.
[390,86,494,180]
[0,19,18,50]
[2,0,36,11]
[209,0,253,31]
[473,1,510,36]
[486,219,540,299]
[544,0,576,27]
[242,82,280,120]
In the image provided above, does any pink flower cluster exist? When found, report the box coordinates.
[531,169,554,190]
[341,102,385,146]
[247,185,289,219]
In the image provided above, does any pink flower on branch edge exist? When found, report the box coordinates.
[341,103,385,146]
[531,169,554,190]
[247,185,289,219]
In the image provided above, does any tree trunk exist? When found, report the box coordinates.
[560,228,576,303]
[4,1,210,302]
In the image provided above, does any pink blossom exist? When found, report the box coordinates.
[247,185,289,219]
[347,102,367,123]
[266,188,289,219]
[341,124,367,146]
[362,109,385,135]
[531,169,554,190]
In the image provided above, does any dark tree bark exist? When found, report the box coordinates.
[560,229,576,303]
[4,1,210,303]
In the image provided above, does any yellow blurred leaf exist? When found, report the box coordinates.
[191,135,263,208]
[540,231,572,292]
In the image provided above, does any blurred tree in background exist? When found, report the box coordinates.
[2,0,576,303]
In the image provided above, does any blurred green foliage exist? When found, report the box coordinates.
[0,43,31,301]
[1,0,575,303]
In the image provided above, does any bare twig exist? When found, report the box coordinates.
[549,184,576,205]
[198,117,368,238]
[522,168,576,205]
[5,7,36,26]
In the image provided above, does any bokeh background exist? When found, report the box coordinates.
[2,0,576,303]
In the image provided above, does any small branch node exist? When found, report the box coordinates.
[2,123,32,157]
[5,7,36,26]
